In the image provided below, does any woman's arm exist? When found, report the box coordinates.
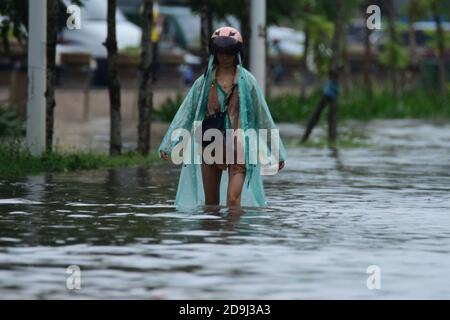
[157,75,204,159]
[247,71,288,166]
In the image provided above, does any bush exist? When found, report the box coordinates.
[0,106,25,137]
[152,93,184,122]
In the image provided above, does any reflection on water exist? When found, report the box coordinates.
[1,120,450,299]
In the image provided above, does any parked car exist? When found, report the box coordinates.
[57,0,201,86]
[57,0,141,85]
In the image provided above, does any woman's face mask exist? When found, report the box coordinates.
[216,53,236,66]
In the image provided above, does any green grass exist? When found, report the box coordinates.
[154,87,449,124]
[0,138,162,177]
[339,88,450,119]
[268,88,449,122]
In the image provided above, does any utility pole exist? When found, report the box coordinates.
[249,0,266,95]
[27,0,47,155]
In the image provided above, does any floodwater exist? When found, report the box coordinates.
[1,120,450,299]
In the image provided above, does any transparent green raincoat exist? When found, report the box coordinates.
[157,54,288,209]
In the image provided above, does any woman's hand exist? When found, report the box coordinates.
[279,161,285,171]
[160,151,170,161]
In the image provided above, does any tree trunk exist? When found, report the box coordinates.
[386,0,398,95]
[363,1,373,91]
[207,7,213,43]
[299,5,310,101]
[104,0,122,156]
[45,0,58,153]
[300,28,309,100]
[200,3,211,67]
[330,1,344,71]
[240,3,251,68]
[408,0,418,66]
[341,33,350,92]
[137,0,153,155]
[431,0,447,95]
[265,24,271,98]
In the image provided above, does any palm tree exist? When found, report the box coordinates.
[298,1,312,101]
[45,0,58,153]
[200,2,213,67]
[137,0,153,155]
[104,0,122,156]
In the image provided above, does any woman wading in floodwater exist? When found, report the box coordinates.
[158,27,287,209]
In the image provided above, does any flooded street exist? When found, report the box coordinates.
[1,120,450,299]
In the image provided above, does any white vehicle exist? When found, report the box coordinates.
[57,0,141,61]
[56,0,142,85]
[267,26,305,57]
